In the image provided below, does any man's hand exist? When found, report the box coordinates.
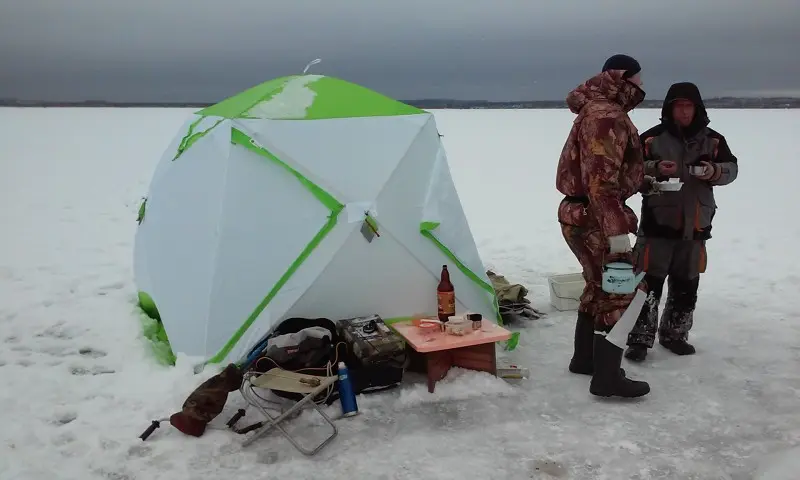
[695,161,717,181]
[657,160,677,176]
[640,175,660,196]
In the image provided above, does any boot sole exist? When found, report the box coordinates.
[589,385,650,398]
[624,353,647,362]
[661,346,696,356]
[570,366,629,377]
[568,364,593,375]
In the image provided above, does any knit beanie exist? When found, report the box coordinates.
[602,54,641,79]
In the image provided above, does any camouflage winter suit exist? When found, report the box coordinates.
[556,70,648,331]
[627,82,739,348]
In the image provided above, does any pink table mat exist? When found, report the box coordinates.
[391,320,512,353]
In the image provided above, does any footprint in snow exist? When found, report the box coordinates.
[93,468,134,480]
[36,322,84,340]
[127,444,152,458]
[70,365,115,376]
[51,431,77,447]
[35,322,72,339]
[97,281,125,296]
[79,347,107,358]
[53,411,78,426]
[40,345,72,357]
[9,345,31,356]
[256,451,280,465]
[100,438,121,451]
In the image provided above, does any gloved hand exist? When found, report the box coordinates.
[608,234,632,254]
[695,161,718,181]
[640,175,659,196]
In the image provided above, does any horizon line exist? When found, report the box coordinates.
[3,95,800,105]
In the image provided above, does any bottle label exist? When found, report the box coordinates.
[437,291,455,316]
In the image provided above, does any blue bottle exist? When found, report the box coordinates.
[337,361,358,417]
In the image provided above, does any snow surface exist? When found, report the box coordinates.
[245,75,322,119]
[1,106,799,479]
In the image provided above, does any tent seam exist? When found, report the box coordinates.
[205,128,345,364]
[239,119,349,203]
[268,220,361,323]
[369,113,433,204]
[203,123,233,357]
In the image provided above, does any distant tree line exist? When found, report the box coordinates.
[1,97,799,109]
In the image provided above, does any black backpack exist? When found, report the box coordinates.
[246,316,404,404]
[247,317,346,402]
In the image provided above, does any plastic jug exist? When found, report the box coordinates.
[601,262,645,294]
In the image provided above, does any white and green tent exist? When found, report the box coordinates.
[134,74,504,367]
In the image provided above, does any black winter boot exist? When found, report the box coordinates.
[589,334,650,398]
[568,311,595,375]
[624,344,648,362]
[658,276,699,356]
[625,275,666,363]
[660,339,696,355]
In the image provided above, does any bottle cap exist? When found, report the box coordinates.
[338,361,346,369]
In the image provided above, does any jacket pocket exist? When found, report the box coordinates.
[646,204,682,231]
[558,199,590,228]
[642,191,682,231]
[693,188,717,231]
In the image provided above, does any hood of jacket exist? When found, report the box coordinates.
[660,81,710,137]
[566,69,646,114]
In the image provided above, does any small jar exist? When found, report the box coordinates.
[468,313,482,330]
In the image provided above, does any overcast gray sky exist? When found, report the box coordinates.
[1,0,799,102]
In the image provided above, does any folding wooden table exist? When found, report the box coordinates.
[391,320,512,393]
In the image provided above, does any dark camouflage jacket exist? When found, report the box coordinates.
[639,82,739,241]
[556,69,646,241]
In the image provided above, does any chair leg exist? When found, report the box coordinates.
[288,403,338,456]
[241,385,338,455]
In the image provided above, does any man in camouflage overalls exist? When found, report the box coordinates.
[625,82,739,362]
[557,54,651,398]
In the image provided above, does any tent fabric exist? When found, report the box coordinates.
[198,75,424,120]
[134,74,499,367]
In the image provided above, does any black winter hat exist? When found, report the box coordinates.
[602,54,641,79]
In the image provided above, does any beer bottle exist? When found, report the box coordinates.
[437,265,455,321]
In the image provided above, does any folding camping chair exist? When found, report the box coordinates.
[239,368,339,455]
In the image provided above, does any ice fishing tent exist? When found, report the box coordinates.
[134,73,500,366]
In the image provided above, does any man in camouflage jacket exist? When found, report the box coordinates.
[556,54,652,398]
[625,82,739,362]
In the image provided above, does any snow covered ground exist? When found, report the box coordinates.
[1,106,799,479]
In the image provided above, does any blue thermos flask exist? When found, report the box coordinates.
[337,361,358,417]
